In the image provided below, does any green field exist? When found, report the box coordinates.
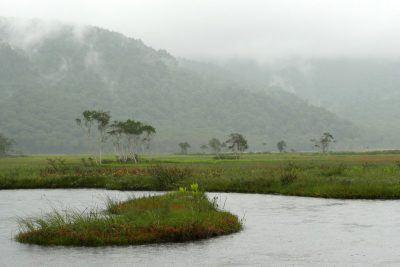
[2,152,400,199]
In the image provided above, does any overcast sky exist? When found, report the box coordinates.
[1,0,400,62]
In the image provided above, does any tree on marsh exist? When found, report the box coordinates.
[75,110,111,164]
[277,140,287,153]
[0,133,15,156]
[108,119,155,163]
[208,138,222,158]
[179,142,190,155]
[93,111,111,164]
[225,133,248,159]
[311,132,335,153]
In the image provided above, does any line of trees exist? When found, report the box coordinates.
[198,131,334,156]
[76,110,155,164]
[271,132,335,154]
[182,133,249,159]
[75,111,334,162]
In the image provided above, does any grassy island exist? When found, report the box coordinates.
[16,188,242,246]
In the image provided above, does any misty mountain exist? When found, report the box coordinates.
[0,18,359,153]
[274,59,400,147]
[197,58,400,149]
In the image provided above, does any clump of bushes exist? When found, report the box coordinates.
[213,154,238,160]
[42,158,69,174]
[147,165,194,189]
[320,164,348,176]
[80,157,97,167]
[279,162,299,185]
[362,162,374,170]
[395,161,400,169]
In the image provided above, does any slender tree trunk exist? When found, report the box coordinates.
[99,146,102,164]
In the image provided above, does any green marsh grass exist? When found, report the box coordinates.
[16,190,242,246]
[3,152,400,198]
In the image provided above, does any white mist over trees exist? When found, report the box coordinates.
[0,18,362,153]
[0,12,398,152]
[2,1,400,61]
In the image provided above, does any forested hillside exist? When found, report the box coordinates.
[275,59,400,148]
[0,18,360,153]
[194,58,400,149]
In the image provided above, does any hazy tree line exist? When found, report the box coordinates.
[1,109,335,160]
[188,132,335,156]
[0,133,15,156]
[274,132,335,154]
[0,118,335,159]
[181,133,249,159]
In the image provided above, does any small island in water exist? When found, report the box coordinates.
[16,185,242,246]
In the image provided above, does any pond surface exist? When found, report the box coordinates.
[1,189,400,266]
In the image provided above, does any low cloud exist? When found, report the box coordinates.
[1,0,400,62]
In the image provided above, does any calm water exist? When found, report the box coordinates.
[1,189,400,266]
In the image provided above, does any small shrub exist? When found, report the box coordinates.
[279,162,299,185]
[179,183,201,197]
[395,161,400,169]
[280,170,298,185]
[190,183,200,197]
[213,154,238,160]
[43,158,69,174]
[80,157,97,167]
[362,162,374,170]
[101,159,115,164]
[147,165,193,189]
[351,165,363,173]
[381,166,397,173]
[320,164,348,176]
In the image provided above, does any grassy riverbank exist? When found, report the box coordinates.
[16,189,242,246]
[2,152,400,199]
